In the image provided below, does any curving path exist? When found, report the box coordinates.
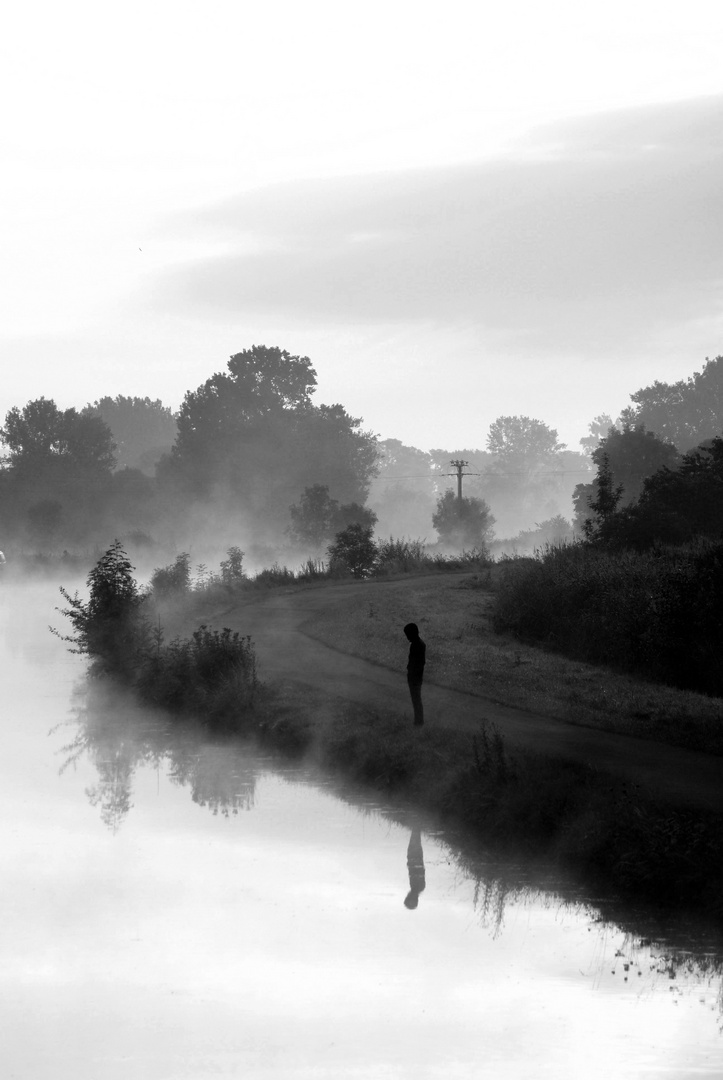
[200,581,723,814]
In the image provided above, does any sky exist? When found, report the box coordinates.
[2,0,723,453]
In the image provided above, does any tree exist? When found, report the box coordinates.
[432,491,495,551]
[604,436,723,547]
[621,355,723,451]
[581,455,623,541]
[327,523,378,578]
[288,485,377,549]
[84,396,177,472]
[172,345,317,479]
[579,414,616,455]
[487,416,565,471]
[1,398,115,476]
[573,424,679,530]
[166,346,378,529]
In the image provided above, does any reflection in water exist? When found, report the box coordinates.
[404,825,426,909]
[58,662,723,1039]
[57,679,258,831]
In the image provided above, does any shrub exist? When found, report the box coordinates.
[54,540,147,675]
[138,624,258,724]
[220,546,245,588]
[492,540,723,695]
[150,552,191,598]
[327,523,377,578]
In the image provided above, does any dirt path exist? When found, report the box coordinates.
[199,581,723,814]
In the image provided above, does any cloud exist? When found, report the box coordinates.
[148,95,723,358]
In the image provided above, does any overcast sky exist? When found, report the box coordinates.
[2,0,722,452]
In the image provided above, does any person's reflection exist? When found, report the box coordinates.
[404,826,426,909]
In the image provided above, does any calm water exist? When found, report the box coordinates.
[1,580,722,1079]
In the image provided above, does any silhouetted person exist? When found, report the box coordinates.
[404,826,426,909]
[404,622,425,726]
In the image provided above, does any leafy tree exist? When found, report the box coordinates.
[621,355,723,451]
[487,416,565,472]
[55,540,145,674]
[1,398,115,476]
[432,491,495,551]
[581,455,624,541]
[573,424,679,530]
[327,523,377,578]
[167,346,378,528]
[84,395,177,472]
[579,414,617,456]
[172,345,317,479]
[600,436,723,547]
[289,485,377,549]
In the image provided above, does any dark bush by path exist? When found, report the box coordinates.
[492,541,723,696]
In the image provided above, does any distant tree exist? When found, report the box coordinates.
[289,485,377,549]
[1,398,115,476]
[84,396,177,472]
[167,346,378,527]
[621,355,723,451]
[579,414,617,456]
[327,523,377,578]
[432,491,495,551]
[487,416,565,474]
[289,485,338,548]
[172,345,318,480]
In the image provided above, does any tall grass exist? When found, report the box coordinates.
[493,540,723,696]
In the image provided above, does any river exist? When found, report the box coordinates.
[1,578,722,1079]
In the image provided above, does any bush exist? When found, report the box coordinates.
[138,624,258,724]
[54,540,147,676]
[492,540,723,695]
[150,552,191,599]
[327,523,377,578]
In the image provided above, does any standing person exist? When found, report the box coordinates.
[403,622,426,727]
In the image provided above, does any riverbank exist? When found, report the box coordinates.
[156,571,723,921]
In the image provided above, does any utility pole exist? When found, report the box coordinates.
[449,459,470,501]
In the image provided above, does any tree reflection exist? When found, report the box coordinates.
[56,679,259,830]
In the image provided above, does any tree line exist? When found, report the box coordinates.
[1,347,722,560]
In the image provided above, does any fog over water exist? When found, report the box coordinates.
[2,578,723,1078]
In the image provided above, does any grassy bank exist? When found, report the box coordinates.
[300,570,723,755]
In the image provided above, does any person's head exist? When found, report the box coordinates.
[403,622,419,641]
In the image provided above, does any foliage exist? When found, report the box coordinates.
[1,397,115,474]
[486,415,565,468]
[220,546,245,588]
[432,490,495,551]
[492,540,723,696]
[138,625,257,722]
[327,523,378,578]
[573,424,679,530]
[150,553,191,598]
[579,413,617,455]
[165,345,378,527]
[621,355,723,451]
[288,484,378,548]
[581,455,624,540]
[54,540,146,675]
[83,395,177,472]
